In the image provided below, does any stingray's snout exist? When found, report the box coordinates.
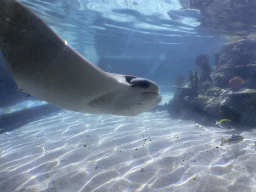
[129,77,160,92]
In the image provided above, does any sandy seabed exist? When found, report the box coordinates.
[1,109,256,192]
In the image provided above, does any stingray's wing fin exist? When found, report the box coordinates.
[0,0,66,73]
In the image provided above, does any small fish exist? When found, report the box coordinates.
[216,119,231,125]
[216,119,233,129]
[220,134,244,146]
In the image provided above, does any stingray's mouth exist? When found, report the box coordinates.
[142,92,162,101]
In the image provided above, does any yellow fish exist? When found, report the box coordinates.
[216,119,231,125]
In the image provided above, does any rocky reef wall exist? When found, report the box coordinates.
[168,38,256,127]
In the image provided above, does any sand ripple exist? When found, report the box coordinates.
[1,111,256,191]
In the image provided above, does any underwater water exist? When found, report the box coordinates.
[1,0,256,191]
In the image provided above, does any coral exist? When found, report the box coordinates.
[217,39,256,67]
[195,54,209,67]
[187,70,199,99]
[214,53,219,66]
[168,38,256,127]
[174,76,185,87]
[202,81,211,91]
[195,54,212,82]
[229,76,244,91]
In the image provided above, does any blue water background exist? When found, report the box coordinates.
[0,0,226,101]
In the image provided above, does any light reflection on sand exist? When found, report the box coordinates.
[1,111,256,191]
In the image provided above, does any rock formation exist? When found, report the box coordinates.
[168,38,256,127]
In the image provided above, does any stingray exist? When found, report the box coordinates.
[0,0,161,116]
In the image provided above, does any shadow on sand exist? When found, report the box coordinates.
[0,104,62,134]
